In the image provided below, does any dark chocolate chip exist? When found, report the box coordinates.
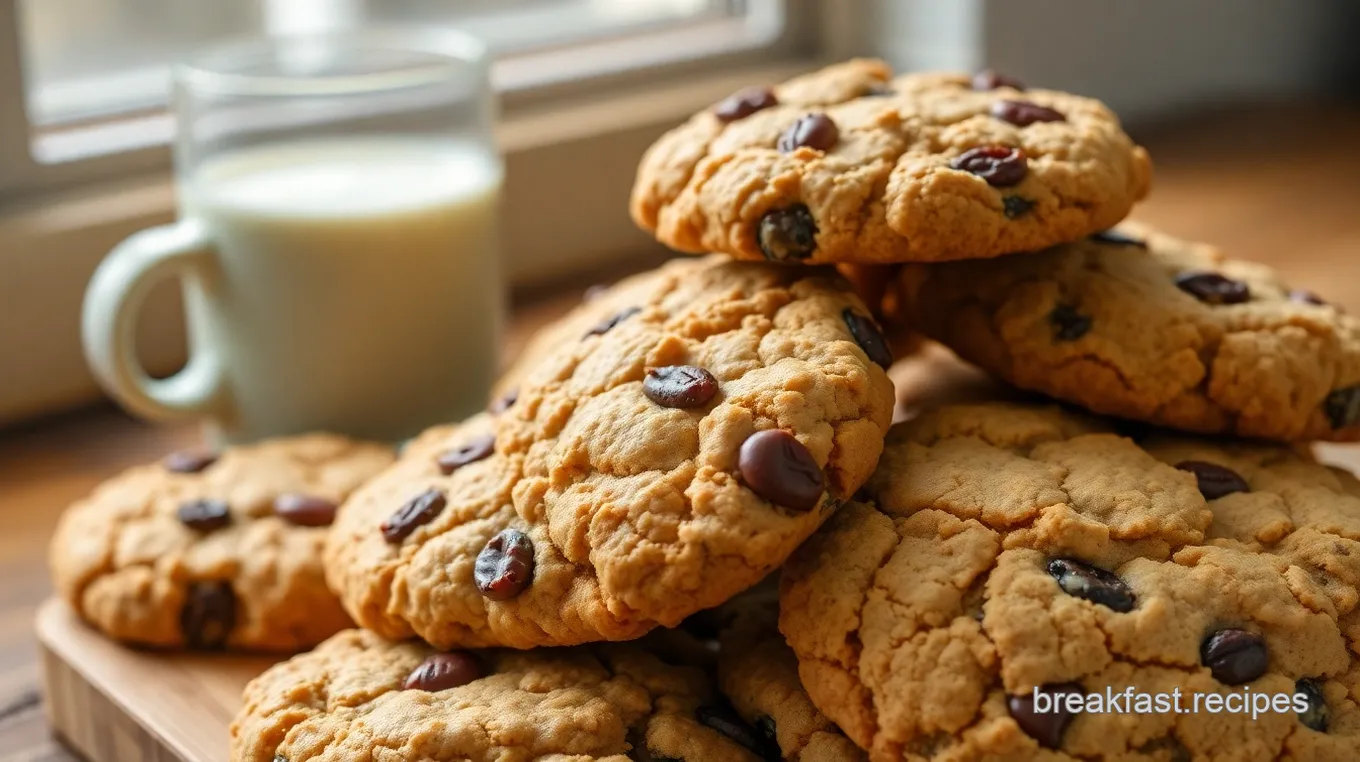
[177,499,231,532]
[777,113,839,153]
[951,145,1027,187]
[180,581,236,650]
[475,528,535,600]
[696,703,780,761]
[1175,461,1250,500]
[1174,272,1251,305]
[1201,628,1268,685]
[991,99,1065,126]
[738,429,824,512]
[1289,289,1327,306]
[1003,195,1034,219]
[163,450,217,474]
[1049,304,1092,341]
[585,306,642,338]
[489,388,518,414]
[1297,678,1329,732]
[756,205,817,261]
[1091,229,1147,247]
[1047,558,1135,612]
[403,652,484,692]
[381,488,447,543]
[754,715,777,744]
[973,70,1026,91]
[437,433,496,475]
[714,86,778,123]
[842,309,892,368]
[1008,683,1084,749]
[1325,386,1360,429]
[273,494,338,527]
[643,366,719,408]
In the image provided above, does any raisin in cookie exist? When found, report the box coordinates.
[884,225,1360,442]
[631,59,1151,265]
[781,401,1360,761]
[716,590,867,762]
[231,628,776,762]
[48,435,393,651]
[326,255,895,649]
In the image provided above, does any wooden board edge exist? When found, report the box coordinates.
[36,598,212,762]
[40,633,188,762]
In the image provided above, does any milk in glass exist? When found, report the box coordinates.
[181,137,502,441]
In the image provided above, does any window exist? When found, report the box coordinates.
[3,0,797,190]
[18,0,773,127]
[0,0,822,424]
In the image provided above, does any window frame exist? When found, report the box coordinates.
[0,0,844,425]
[0,0,823,199]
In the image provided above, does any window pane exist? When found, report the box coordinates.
[17,0,265,124]
[18,0,746,127]
[376,0,737,55]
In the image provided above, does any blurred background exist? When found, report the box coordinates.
[0,3,1357,754]
[1,0,1358,428]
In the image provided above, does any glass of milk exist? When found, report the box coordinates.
[82,28,503,444]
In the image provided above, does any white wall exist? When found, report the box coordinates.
[859,0,1347,125]
[861,0,984,73]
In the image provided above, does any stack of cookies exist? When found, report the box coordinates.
[49,59,1360,761]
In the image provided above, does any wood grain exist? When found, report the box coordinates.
[3,105,1360,759]
[38,600,265,762]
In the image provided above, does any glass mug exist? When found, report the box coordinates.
[82,29,503,444]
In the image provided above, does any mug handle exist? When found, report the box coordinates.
[82,219,231,423]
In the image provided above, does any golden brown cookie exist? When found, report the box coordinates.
[231,628,775,762]
[716,589,867,762]
[781,401,1360,761]
[888,340,1022,423]
[48,435,393,651]
[326,255,895,648]
[888,225,1360,442]
[631,60,1151,265]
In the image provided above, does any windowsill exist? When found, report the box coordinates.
[0,60,814,426]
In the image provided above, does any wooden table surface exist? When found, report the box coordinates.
[4,105,1360,760]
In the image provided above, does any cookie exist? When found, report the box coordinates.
[230,628,777,762]
[631,60,1151,265]
[780,401,1360,761]
[885,225,1360,442]
[838,263,926,363]
[888,340,1023,423]
[48,434,393,650]
[715,590,867,762]
[326,255,895,648]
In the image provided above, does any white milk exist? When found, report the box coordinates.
[181,137,503,442]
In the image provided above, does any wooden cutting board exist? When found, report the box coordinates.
[36,599,276,762]
[33,448,1360,762]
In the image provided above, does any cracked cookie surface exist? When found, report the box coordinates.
[630,59,1151,265]
[48,435,393,650]
[230,628,769,762]
[883,225,1360,442]
[780,401,1360,761]
[325,255,895,648]
[716,589,867,762]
